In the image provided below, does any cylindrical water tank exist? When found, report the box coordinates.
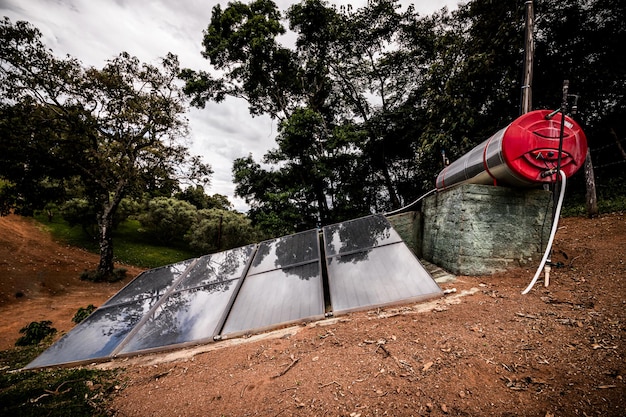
[435,109,587,190]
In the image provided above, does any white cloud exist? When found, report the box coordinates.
[1,0,459,212]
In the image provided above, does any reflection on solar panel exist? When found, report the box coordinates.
[25,297,157,368]
[220,229,325,337]
[118,245,256,354]
[323,215,442,314]
[25,247,256,369]
[26,215,441,369]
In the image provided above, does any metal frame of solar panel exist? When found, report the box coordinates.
[323,214,442,315]
[219,229,325,338]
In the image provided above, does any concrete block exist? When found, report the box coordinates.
[387,211,422,258]
[421,184,553,275]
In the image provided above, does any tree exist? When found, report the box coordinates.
[186,0,437,232]
[175,185,233,210]
[533,0,626,200]
[0,18,212,279]
[138,197,198,245]
[181,0,300,119]
[232,154,317,235]
[185,208,262,253]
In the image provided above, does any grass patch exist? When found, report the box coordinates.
[34,215,196,269]
[0,339,121,417]
[112,219,196,268]
[0,365,120,416]
[562,195,626,217]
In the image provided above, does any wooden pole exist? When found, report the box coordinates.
[584,151,598,217]
[521,0,534,114]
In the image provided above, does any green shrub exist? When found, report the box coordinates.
[185,208,262,253]
[15,321,57,346]
[72,304,97,324]
[138,197,197,244]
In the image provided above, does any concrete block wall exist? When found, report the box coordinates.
[387,211,422,258]
[420,184,553,275]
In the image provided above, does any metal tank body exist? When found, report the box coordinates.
[435,109,588,190]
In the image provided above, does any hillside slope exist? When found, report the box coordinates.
[0,213,624,416]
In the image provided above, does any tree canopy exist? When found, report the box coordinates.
[0,17,212,278]
[183,0,625,235]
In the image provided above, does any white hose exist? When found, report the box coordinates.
[521,170,567,294]
[384,188,437,216]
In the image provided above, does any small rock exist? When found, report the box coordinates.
[441,403,448,414]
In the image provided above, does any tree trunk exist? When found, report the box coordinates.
[610,128,626,161]
[97,209,116,277]
[314,177,330,225]
[381,161,400,210]
[584,150,598,218]
[95,183,126,278]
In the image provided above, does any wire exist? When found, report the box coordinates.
[384,188,437,216]
[521,170,567,295]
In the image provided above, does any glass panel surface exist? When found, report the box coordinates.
[221,262,324,335]
[103,259,194,307]
[326,242,442,313]
[175,245,255,291]
[25,298,158,369]
[324,215,402,257]
[120,279,241,353]
[248,229,319,275]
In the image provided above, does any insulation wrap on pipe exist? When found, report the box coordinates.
[436,110,587,190]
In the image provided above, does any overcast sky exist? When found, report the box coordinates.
[1,0,460,212]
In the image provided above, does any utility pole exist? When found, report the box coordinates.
[521,0,534,114]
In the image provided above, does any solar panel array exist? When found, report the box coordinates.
[26,215,441,369]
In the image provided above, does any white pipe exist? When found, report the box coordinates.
[384,188,437,217]
[521,170,567,294]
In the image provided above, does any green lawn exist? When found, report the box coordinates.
[33,215,197,269]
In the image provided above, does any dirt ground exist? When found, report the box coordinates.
[0,215,143,351]
[0,212,624,416]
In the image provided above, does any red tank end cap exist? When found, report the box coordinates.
[501,109,588,182]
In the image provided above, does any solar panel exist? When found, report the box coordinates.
[220,230,325,336]
[247,230,319,274]
[26,216,442,369]
[24,297,158,369]
[174,245,255,291]
[25,247,257,368]
[323,215,442,314]
[103,259,195,307]
[117,245,256,353]
[118,279,241,353]
[324,214,403,256]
